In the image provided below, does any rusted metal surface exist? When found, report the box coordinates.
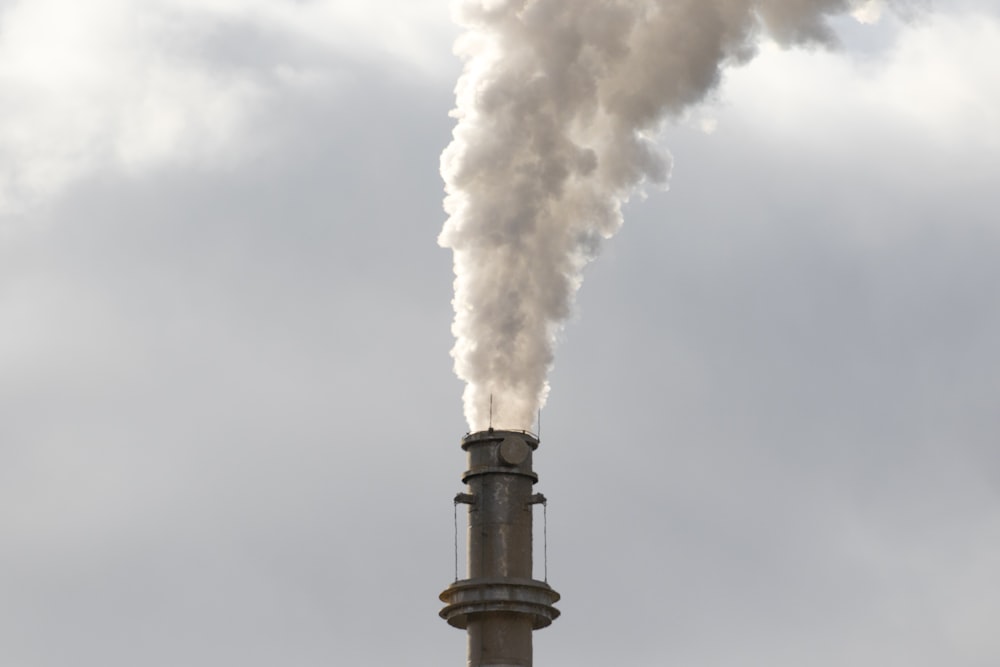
[441,429,560,667]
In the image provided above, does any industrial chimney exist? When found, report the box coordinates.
[440,429,561,667]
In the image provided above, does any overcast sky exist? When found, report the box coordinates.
[2,2,999,666]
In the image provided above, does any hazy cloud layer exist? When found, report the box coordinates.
[0,0,455,217]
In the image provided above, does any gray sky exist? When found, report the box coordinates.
[2,2,999,666]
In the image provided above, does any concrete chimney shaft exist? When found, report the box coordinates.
[440,429,560,667]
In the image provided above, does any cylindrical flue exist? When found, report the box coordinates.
[440,429,560,667]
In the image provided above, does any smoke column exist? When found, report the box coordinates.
[440,0,883,431]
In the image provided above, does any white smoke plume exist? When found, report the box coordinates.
[440,0,883,431]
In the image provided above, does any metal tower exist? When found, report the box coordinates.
[440,428,560,667]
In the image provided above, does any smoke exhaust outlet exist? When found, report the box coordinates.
[440,429,560,666]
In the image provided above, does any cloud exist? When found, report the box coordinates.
[0,0,455,219]
[718,11,1000,149]
[851,0,885,24]
[0,0,258,214]
[696,9,1000,248]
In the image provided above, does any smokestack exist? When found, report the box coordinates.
[437,2,888,663]
[440,429,560,667]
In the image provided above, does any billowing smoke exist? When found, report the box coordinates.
[440,0,883,431]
